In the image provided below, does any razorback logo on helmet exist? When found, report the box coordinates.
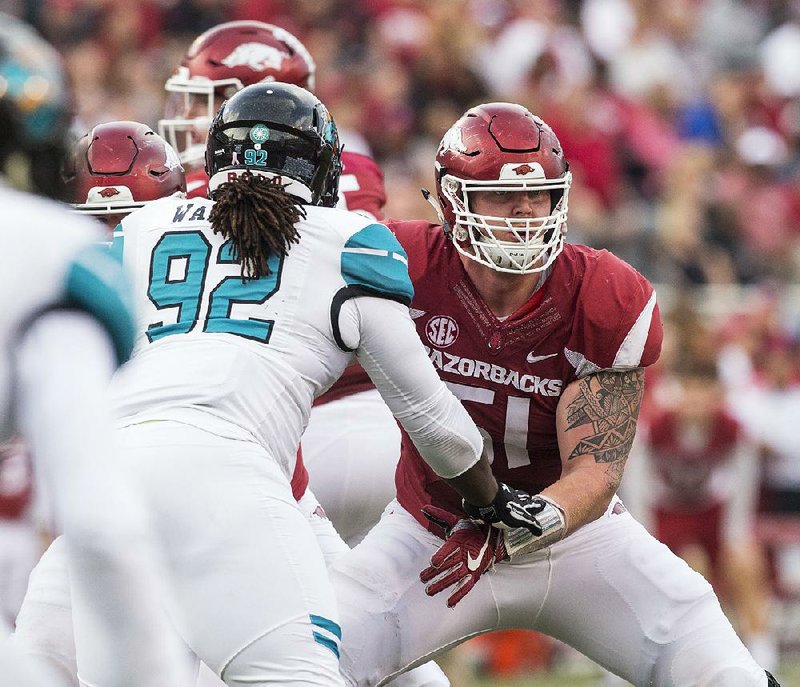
[438,125,467,155]
[500,162,545,180]
[86,185,135,203]
[221,43,287,72]
[425,316,459,348]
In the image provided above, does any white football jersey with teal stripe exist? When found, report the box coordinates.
[0,186,134,442]
[110,196,415,479]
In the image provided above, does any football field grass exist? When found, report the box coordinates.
[461,656,800,686]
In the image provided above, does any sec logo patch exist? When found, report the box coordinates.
[426,316,459,348]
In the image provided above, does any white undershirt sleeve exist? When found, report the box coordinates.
[346,296,483,479]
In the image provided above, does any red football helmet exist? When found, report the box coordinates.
[63,121,186,226]
[435,103,572,274]
[159,21,316,166]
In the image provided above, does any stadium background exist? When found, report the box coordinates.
[3,0,800,684]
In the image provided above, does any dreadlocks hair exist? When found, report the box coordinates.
[209,171,306,280]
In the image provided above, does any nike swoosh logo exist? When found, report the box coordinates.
[187,179,207,192]
[526,352,558,364]
[466,529,492,571]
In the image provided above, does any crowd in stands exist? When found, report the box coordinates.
[14,0,800,287]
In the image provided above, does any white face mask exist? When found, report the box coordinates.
[441,171,572,274]
[158,70,242,167]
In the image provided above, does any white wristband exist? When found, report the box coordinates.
[501,495,567,557]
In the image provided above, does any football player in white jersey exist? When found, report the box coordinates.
[102,81,544,686]
[157,24,452,686]
[158,19,404,552]
[11,121,192,685]
[0,15,191,687]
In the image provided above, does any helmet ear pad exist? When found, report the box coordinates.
[205,82,341,207]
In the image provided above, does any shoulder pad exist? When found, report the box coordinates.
[341,222,413,305]
[63,242,135,364]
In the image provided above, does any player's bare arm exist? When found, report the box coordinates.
[545,368,645,534]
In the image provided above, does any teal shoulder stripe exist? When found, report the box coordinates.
[64,242,136,364]
[341,223,413,304]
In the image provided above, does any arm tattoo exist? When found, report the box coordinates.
[565,369,644,469]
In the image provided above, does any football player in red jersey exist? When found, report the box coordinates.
[327,103,781,687]
[157,20,385,217]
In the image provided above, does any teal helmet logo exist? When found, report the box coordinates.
[249,124,270,144]
[323,119,337,146]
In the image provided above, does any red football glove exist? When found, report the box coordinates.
[419,506,508,608]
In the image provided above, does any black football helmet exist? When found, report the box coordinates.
[0,14,71,198]
[205,82,341,207]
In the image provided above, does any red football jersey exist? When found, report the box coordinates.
[337,151,386,220]
[186,168,209,199]
[0,439,33,519]
[648,409,740,509]
[388,221,663,533]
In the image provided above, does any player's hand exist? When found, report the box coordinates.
[462,482,548,532]
[419,506,508,608]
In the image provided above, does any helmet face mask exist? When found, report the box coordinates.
[205,82,341,207]
[436,103,572,275]
[63,121,186,226]
[159,21,316,169]
[159,68,240,167]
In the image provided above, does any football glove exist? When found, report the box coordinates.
[419,506,508,608]
[463,484,568,556]
[463,482,547,531]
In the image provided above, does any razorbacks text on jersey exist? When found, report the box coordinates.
[387,220,663,531]
[110,195,412,482]
[0,186,134,442]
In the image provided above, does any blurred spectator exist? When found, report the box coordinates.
[729,339,800,514]
[642,358,777,670]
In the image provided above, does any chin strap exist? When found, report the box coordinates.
[420,188,448,232]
